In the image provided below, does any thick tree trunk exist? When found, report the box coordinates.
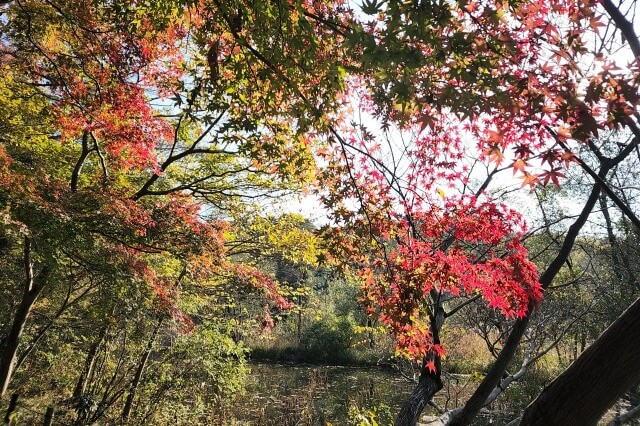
[395,368,443,426]
[396,294,445,426]
[0,238,48,397]
[521,296,640,426]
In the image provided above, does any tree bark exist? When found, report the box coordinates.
[521,296,640,426]
[73,321,109,401]
[121,318,162,423]
[0,238,49,397]
[395,368,443,426]
[396,293,445,426]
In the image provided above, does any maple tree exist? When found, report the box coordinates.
[332,0,640,423]
[318,115,548,424]
[307,0,640,424]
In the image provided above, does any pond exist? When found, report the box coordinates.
[226,362,413,425]
[225,362,516,425]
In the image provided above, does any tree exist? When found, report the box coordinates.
[316,0,640,423]
[0,0,350,415]
[319,120,546,425]
[521,295,640,425]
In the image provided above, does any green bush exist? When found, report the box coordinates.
[300,314,357,361]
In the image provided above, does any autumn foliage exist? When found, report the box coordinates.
[2,0,640,423]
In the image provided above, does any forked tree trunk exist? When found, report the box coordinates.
[521,296,640,425]
[395,368,443,426]
[0,238,49,397]
[396,299,445,426]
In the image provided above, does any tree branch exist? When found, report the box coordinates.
[71,130,91,192]
[602,0,640,58]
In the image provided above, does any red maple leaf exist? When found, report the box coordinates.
[433,344,446,358]
[540,168,566,186]
[560,152,576,167]
[541,149,561,167]
[513,143,533,159]
[484,145,504,164]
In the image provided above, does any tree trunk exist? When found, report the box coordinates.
[396,293,445,426]
[448,165,609,426]
[367,318,375,349]
[0,238,49,397]
[121,318,162,423]
[14,280,83,374]
[297,294,302,343]
[43,406,54,426]
[395,367,443,426]
[521,296,640,426]
[3,393,18,424]
[448,316,530,426]
[0,290,40,397]
[70,130,91,192]
[73,322,109,400]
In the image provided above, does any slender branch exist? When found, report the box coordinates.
[445,294,481,318]
[602,0,640,58]
[545,127,640,230]
[23,236,33,294]
[300,9,350,37]
[131,110,228,200]
[71,130,91,192]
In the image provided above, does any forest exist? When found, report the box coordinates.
[1,0,640,424]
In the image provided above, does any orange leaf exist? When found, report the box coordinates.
[520,173,539,189]
[512,158,528,175]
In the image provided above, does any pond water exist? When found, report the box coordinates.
[227,362,414,425]
[227,362,516,425]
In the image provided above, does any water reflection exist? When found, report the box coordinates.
[231,362,415,425]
